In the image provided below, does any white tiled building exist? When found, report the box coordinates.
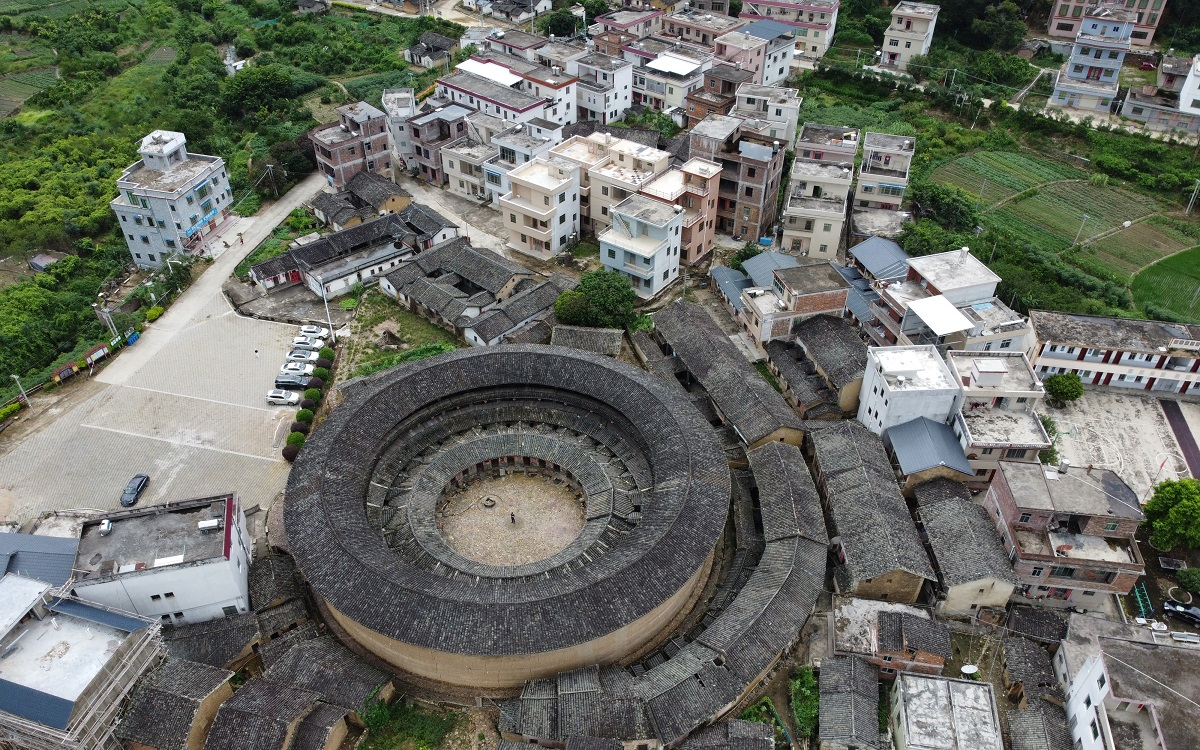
[880,1,940,72]
[382,88,419,172]
[600,194,684,298]
[858,345,961,435]
[111,131,232,268]
[499,156,582,260]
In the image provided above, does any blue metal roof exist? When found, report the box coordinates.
[832,264,878,322]
[0,534,78,587]
[883,417,972,477]
[0,679,74,729]
[710,266,750,311]
[849,236,909,280]
[741,251,800,288]
[48,599,149,633]
[741,19,797,41]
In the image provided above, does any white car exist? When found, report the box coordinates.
[266,389,301,406]
[285,350,320,363]
[298,325,331,339]
[280,362,315,375]
[290,336,326,352]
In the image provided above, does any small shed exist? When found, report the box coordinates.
[29,252,66,273]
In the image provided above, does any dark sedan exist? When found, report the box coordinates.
[1163,600,1200,627]
[120,474,150,507]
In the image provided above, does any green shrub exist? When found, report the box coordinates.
[789,667,819,739]
[312,367,330,381]
[295,408,314,424]
[304,388,323,404]
[319,347,336,360]
[145,306,164,322]
[1177,567,1200,594]
[286,431,306,447]
[0,402,24,421]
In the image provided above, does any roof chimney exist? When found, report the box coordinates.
[959,246,970,261]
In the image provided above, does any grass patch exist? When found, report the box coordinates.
[572,241,600,258]
[928,151,1085,208]
[1087,221,1195,280]
[235,227,294,280]
[1132,244,1200,323]
[361,700,458,750]
[754,362,783,393]
[983,181,1160,251]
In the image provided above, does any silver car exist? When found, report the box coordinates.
[285,350,320,363]
[280,362,315,375]
[290,336,326,352]
[298,325,331,339]
[266,389,301,406]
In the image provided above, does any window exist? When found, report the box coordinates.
[744,186,753,197]
[165,239,176,249]
[222,606,239,617]
[1098,673,1106,689]
[174,612,184,619]
[823,223,832,232]
[608,249,616,259]
[1000,338,1012,349]
[134,215,144,226]
[558,192,566,204]
[982,448,994,455]
[662,270,669,281]
[889,39,899,46]
[544,196,550,206]
[559,214,566,225]
[521,234,528,243]
[1050,565,1076,578]
[1019,513,1032,523]
[1104,521,1119,531]
[150,594,161,601]
[165,592,175,598]
[140,235,150,244]
[1031,566,1044,577]
[510,214,516,223]
[1005,448,1026,459]
[1091,719,1100,740]
[602,186,610,196]
[747,167,756,178]
[905,41,911,48]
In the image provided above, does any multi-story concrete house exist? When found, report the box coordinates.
[686,0,733,16]
[662,8,747,46]
[1120,54,1200,135]
[312,101,391,189]
[548,134,612,234]
[489,29,550,61]
[1050,4,1133,111]
[436,70,549,124]
[741,0,839,59]
[112,130,233,268]
[780,159,852,260]
[880,1,939,72]
[594,8,665,38]
[712,30,771,84]
[984,460,1145,605]
[796,121,859,162]
[858,345,962,436]
[689,113,788,241]
[732,83,801,145]
[634,50,712,111]
[468,50,579,126]
[945,350,1050,485]
[69,494,252,625]
[639,157,722,265]
[856,131,913,209]
[685,64,755,127]
[483,119,562,206]
[499,156,582,259]
[588,136,672,234]
[891,674,1004,750]
[738,261,850,345]
[571,51,634,124]
[599,194,684,298]
[382,88,419,172]
[408,104,472,184]
[591,29,639,58]
[622,36,713,72]
[739,20,797,86]
[1029,309,1200,393]
[1048,0,1165,47]
[442,138,499,201]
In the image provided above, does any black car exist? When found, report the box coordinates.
[274,374,313,390]
[120,474,150,507]
[1163,600,1200,627]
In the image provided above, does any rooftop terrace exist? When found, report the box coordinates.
[872,346,957,391]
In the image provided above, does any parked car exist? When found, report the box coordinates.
[290,336,326,352]
[280,362,315,376]
[266,389,302,406]
[285,350,320,363]
[298,325,331,339]
[1163,600,1200,627]
[275,373,314,390]
[120,474,150,507]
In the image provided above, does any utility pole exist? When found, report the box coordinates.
[10,374,32,413]
[1187,178,1200,215]
[1073,213,1089,246]
[977,177,987,210]
[320,283,337,344]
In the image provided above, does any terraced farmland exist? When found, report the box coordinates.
[983,182,1160,251]
[0,68,56,118]
[1132,246,1200,322]
[929,151,1086,207]
[1089,220,1198,279]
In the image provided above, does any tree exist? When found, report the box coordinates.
[1038,413,1059,465]
[581,0,609,21]
[789,667,819,739]
[911,182,980,232]
[221,64,295,116]
[1144,479,1200,550]
[1177,567,1200,594]
[536,9,580,37]
[553,270,638,329]
[1043,372,1084,406]
[971,2,1027,52]
[728,242,762,273]
[286,431,306,447]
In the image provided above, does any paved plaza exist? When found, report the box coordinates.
[437,475,585,566]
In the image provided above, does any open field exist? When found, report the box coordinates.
[984,181,1160,251]
[1132,245,1200,322]
[0,67,55,118]
[928,151,1085,207]
[1,0,128,17]
[1088,220,1198,279]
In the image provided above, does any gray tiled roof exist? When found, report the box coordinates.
[290,703,351,750]
[1008,606,1068,643]
[550,325,624,357]
[0,533,79,586]
[345,171,411,209]
[763,339,833,410]
[745,441,828,544]
[248,553,303,611]
[202,678,321,750]
[1006,707,1073,750]
[654,301,803,446]
[259,620,321,668]
[163,613,260,668]
[467,274,576,342]
[116,659,233,750]
[678,719,773,750]
[256,598,309,637]
[885,418,973,477]
[807,421,935,587]
[261,635,391,711]
[915,478,1015,588]
[1003,637,1064,707]
[818,655,881,749]
[792,314,867,391]
[877,612,951,659]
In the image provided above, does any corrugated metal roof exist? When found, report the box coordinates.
[709,266,750,311]
[883,417,972,476]
[849,236,909,280]
[48,598,149,633]
[0,679,74,729]
[741,251,799,288]
[0,534,78,587]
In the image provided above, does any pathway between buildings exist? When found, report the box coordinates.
[1158,399,1200,480]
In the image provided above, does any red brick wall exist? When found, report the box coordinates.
[792,289,849,315]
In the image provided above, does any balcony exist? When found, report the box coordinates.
[861,162,910,180]
[621,260,655,278]
[499,192,555,220]
[599,226,668,257]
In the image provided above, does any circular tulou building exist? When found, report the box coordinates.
[284,345,731,691]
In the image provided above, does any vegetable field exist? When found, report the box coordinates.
[1132,246,1200,322]
[0,68,56,118]
[983,182,1160,251]
[928,152,1085,207]
[1,0,127,17]
[1088,220,1197,279]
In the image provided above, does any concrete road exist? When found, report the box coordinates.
[0,173,327,522]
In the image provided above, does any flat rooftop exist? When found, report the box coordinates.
[864,131,916,152]
[614,194,680,225]
[492,29,544,49]
[74,495,233,581]
[116,155,222,194]
[798,123,860,148]
[712,30,763,50]
[692,113,741,140]
[550,136,611,167]
[896,674,1002,750]
[791,160,852,180]
[1161,55,1192,77]
[599,9,661,27]
[510,157,574,189]
[381,88,416,113]
[666,8,745,31]
[737,83,797,102]
[959,407,1051,449]
[444,139,498,161]
[1099,637,1200,750]
[998,461,1144,520]
[961,297,1029,336]
[948,350,1042,393]
[852,208,909,238]
[871,346,957,391]
[1029,309,1200,353]
[774,263,849,295]
[1048,530,1138,563]
[574,51,629,71]
[907,249,1001,290]
[681,157,722,179]
[833,596,931,656]
[0,574,50,638]
[894,1,941,17]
